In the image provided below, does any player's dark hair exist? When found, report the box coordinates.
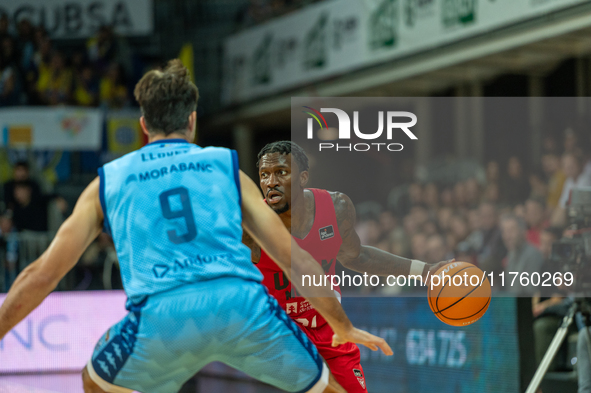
[256,141,309,172]
[134,59,199,136]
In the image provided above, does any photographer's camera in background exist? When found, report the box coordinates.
[552,187,591,295]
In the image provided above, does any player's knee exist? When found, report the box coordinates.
[82,366,106,393]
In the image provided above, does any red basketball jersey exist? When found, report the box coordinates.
[257,188,342,329]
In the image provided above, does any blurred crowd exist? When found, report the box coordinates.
[0,16,133,108]
[0,161,120,292]
[353,127,591,297]
[235,0,324,30]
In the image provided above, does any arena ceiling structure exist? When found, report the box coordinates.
[204,0,591,176]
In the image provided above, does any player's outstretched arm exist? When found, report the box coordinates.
[239,171,392,355]
[334,192,450,280]
[0,178,103,340]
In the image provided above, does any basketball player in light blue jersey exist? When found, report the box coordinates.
[0,60,391,393]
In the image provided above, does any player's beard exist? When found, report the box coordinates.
[272,202,290,215]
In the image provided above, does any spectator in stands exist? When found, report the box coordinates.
[99,62,129,109]
[410,232,427,261]
[437,207,453,233]
[457,208,482,260]
[528,170,547,200]
[440,187,454,208]
[449,214,470,251]
[513,203,525,220]
[542,153,566,210]
[71,50,86,76]
[33,34,52,74]
[4,162,67,232]
[421,220,439,237]
[483,182,500,204]
[464,178,481,208]
[74,64,99,106]
[398,182,423,216]
[17,19,35,75]
[501,156,530,205]
[423,182,439,212]
[0,210,18,291]
[0,54,19,106]
[87,26,118,74]
[2,36,18,68]
[11,182,49,232]
[36,51,72,105]
[524,197,546,248]
[453,181,467,208]
[552,152,591,226]
[425,234,450,264]
[3,161,42,210]
[500,214,544,294]
[476,201,506,274]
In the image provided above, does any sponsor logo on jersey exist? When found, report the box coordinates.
[286,302,298,314]
[353,368,366,389]
[152,264,170,278]
[125,174,138,185]
[319,225,335,240]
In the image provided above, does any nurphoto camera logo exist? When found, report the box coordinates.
[303,105,418,152]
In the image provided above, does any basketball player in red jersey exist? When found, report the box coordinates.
[243,141,449,392]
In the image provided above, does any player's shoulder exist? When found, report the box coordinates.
[325,190,354,215]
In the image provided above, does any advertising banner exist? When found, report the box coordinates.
[0,291,519,393]
[0,0,153,38]
[344,297,520,393]
[223,0,590,104]
[0,107,102,150]
[0,291,128,373]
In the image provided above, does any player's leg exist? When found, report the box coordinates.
[303,323,368,392]
[82,365,107,393]
[324,372,347,393]
[84,305,145,393]
[325,349,367,393]
[218,282,330,392]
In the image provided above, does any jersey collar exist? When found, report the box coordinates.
[145,138,191,146]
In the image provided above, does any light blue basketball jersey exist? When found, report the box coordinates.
[98,139,262,304]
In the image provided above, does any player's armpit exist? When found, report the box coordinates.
[0,177,103,340]
[241,230,261,263]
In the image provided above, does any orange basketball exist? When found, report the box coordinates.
[428,261,491,327]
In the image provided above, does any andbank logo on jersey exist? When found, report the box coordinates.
[303,106,418,152]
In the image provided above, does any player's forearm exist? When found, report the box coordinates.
[342,245,427,278]
[290,240,353,335]
[0,258,59,339]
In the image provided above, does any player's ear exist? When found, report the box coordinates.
[187,111,197,141]
[300,170,309,187]
[139,116,150,137]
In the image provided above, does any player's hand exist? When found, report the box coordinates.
[332,327,393,355]
[426,259,455,285]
